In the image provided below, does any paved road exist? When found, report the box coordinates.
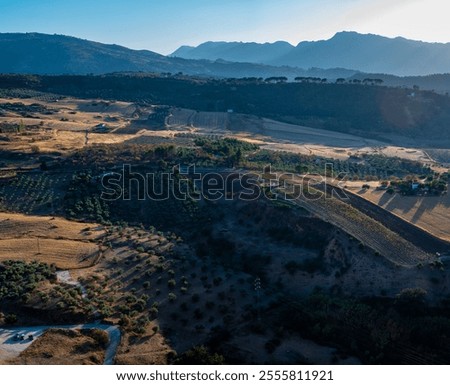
[0,323,121,365]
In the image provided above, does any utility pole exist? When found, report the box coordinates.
[36,237,41,255]
[254,277,261,322]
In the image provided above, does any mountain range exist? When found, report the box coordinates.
[0,32,449,80]
[0,32,354,79]
[172,32,450,76]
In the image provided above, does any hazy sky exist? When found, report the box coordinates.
[0,0,448,54]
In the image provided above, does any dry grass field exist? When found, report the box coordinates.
[227,114,435,164]
[114,323,173,365]
[0,212,104,269]
[0,239,98,269]
[8,328,107,365]
[0,97,135,155]
[166,108,437,164]
[0,96,442,168]
[0,212,104,240]
[348,184,450,242]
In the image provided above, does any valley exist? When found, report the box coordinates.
[0,79,450,365]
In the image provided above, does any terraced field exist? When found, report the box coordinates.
[167,108,230,132]
[279,181,432,266]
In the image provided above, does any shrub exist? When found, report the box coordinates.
[90,329,109,348]
[149,307,159,318]
[168,293,177,302]
[175,346,225,365]
[31,145,40,154]
[133,299,147,311]
[395,288,428,315]
[4,313,17,324]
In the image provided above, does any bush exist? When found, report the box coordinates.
[149,307,159,318]
[133,299,147,312]
[395,288,428,315]
[0,260,56,300]
[31,145,40,154]
[175,346,225,365]
[168,293,177,302]
[90,329,109,348]
[4,313,17,324]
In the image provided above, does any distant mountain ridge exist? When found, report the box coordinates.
[173,41,294,65]
[0,32,355,79]
[172,32,450,76]
[1,32,450,86]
